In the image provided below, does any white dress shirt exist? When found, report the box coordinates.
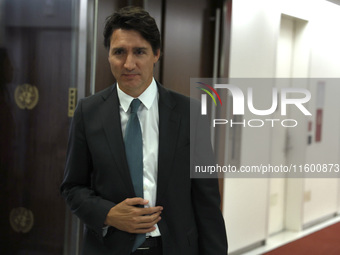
[116,78,160,237]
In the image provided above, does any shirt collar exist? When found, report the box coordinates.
[117,78,158,112]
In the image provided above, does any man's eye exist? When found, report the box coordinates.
[113,49,124,55]
[136,49,145,55]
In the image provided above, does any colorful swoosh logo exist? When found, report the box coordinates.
[196,82,222,106]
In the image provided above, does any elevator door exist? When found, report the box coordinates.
[0,0,77,254]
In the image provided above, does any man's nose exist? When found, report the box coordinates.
[123,53,136,70]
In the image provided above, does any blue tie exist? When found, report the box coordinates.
[124,99,145,251]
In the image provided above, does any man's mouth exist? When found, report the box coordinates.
[122,74,138,78]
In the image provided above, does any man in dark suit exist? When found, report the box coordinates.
[61,6,227,255]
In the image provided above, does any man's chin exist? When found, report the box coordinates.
[120,76,140,85]
[118,81,146,96]
[120,81,141,89]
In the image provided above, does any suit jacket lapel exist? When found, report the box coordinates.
[97,83,181,200]
[100,84,135,197]
[157,84,181,201]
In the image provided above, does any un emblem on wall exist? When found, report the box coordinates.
[10,207,34,233]
[14,84,39,110]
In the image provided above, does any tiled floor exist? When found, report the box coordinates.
[242,215,340,255]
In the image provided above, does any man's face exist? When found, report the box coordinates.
[108,29,160,97]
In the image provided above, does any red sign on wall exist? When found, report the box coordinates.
[315,109,323,142]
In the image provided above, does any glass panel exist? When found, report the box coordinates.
[0,0,79,254]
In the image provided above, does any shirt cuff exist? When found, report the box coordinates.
[102,225,109,237]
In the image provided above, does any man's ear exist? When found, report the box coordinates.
[154,49,161,63]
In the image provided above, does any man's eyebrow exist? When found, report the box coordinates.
[133,47,148,51]
[111,47,124,51]
[111,47,148,51]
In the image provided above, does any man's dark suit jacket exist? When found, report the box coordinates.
[60,82,228,255]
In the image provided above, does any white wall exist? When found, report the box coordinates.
[294,0,340,226]
[224,0,340,252]
[303,78,340,225]
[224,1,277,251]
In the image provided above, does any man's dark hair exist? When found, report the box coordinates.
[103,6,161,55]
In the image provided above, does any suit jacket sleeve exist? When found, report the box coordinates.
[60,99,115,240]
[190,100,228,254]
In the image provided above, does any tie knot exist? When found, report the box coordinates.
[130,99,141,114]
